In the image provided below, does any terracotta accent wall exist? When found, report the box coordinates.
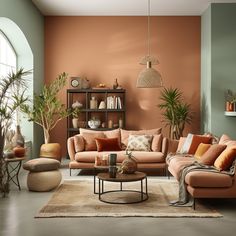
[45,16,201,156]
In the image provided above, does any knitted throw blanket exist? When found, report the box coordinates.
[168,154,236,207]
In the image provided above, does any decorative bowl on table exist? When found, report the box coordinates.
[88,119,101,129]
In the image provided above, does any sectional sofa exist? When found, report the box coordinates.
[167,134,236,205]
[67,128,168,175]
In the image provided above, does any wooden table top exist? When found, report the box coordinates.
[97,171,146,182]
[4,157,25,162]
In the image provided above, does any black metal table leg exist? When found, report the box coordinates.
[145,177,148,197]
[5,158,24,191]
[141,179,143,201]
[99,179,101,200]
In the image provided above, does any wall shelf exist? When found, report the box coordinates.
[224,111,236,116]
[67,89,126,138]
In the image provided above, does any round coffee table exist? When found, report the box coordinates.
[97,171,148,204]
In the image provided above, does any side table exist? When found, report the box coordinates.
[5,157,25,191]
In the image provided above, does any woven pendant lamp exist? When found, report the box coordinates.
[136,0,163,88]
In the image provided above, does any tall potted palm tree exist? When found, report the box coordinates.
[158,87,193,140]
[21,72,71,161]
[0,68,30,197]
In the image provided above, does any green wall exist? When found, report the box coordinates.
[0,0,44,157]
[201,3,236,139]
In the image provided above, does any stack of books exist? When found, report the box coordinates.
[106,96,122,109]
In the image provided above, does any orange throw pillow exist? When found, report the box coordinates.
[188,135,212,154]
[95,137,122,152]
[194,143,211,159]
[199,144,226,165]
[214,147,236,171]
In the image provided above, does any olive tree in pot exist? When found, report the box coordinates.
[158,87,193,140]
[21,72,71,162]
[0,69,30,197]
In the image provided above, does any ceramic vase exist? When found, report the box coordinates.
[121,156,137,174]
[72,118,79,128]
[12,125,25,147]
[13,147,26,157]
[40,143,61,162]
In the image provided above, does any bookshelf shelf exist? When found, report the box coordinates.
[67,89,126,137]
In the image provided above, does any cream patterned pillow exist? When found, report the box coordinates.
[126,135,153,151]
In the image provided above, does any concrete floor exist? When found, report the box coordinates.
[1,161,236,236]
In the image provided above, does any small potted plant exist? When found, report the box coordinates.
[224,89,236,111]
[72,107,81,129]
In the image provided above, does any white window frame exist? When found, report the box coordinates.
[0,30,17,77]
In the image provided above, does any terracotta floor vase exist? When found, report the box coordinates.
[40,143,61,162]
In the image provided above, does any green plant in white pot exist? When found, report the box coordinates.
[21,72,71,161]
[0,68,30,197]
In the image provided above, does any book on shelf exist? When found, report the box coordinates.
[106,96,122,109]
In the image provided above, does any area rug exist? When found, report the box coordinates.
[35,179,222,218]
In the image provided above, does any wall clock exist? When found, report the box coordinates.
[70,77,81,88]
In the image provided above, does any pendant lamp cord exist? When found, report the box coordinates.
[147,0,150,57]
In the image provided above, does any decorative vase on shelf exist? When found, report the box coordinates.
[12,125,25,147]
[90,97,98,109]
[88,118,101,129]
[121,150,137,174]
[72,118,79,128]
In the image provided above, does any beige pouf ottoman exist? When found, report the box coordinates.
[23,158,62,192]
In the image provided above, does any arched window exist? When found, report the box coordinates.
[0,30,17,77]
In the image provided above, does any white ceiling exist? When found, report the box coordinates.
[32,0,236,16]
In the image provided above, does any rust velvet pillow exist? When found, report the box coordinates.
[95,137,122,152]
[214,147,236,171]
[82,133,105,151]
[188,135,212,154]
[198,144,226,165]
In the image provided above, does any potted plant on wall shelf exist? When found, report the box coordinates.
[158,87,193,140]
[0,69,30,197]
[21,72,71,162]
[72,107,81,129]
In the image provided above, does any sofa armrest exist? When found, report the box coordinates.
[167,139,179,153]
[67,137,76,161]
[161,137,168,158]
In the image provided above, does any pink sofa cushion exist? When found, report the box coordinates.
[198,144,226,165]
[74,135,85,152]
[151,134,163,152]
[185,171,233,188]
[75,150,164,163]
[219,134,236,147]
[120,128,162,148]
[79,128,121,145]
[82,132,105,151]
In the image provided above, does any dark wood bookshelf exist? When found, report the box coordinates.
[67,88,126,138]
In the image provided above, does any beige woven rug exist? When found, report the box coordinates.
[36,179,222,218]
